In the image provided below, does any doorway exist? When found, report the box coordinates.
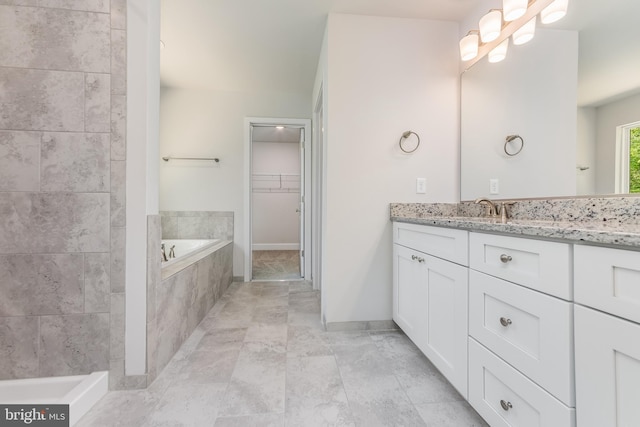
[244,118,312,282]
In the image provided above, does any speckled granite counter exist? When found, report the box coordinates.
[391,196,640,249]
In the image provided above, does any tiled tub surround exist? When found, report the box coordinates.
[391,196,640,248]
[0,1,129,387]
[160,211,234,241]
[146,216,234,385]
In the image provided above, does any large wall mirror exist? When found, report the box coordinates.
[460,0,640,201]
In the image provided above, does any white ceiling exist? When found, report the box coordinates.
[160,0,477,94]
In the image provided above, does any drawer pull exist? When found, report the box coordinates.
[411,255,425,263]
[499,317,513,327]
[500,254,513,263]
[500,400,513,411]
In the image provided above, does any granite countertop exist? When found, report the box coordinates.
[391,198,640,249]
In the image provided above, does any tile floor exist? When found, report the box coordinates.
[252,251,301,281]
[77,281,488,427]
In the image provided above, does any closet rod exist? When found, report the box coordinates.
[162,156,220,163]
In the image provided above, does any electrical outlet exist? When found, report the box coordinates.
[489,178,499,195]
[416,178,426,194]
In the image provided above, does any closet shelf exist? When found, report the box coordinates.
[252,173,300,193]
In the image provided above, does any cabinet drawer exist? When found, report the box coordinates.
[469,270,574,406]
[574,244,640,324]
[469,339,576,427]
[469,232,572,300]
[393,222,468,266]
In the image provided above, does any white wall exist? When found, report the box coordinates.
[460,29,578,200]
[126,0,160,375]
[577,107,597,195]
[252,141,300,249]
[320,14,460,324]
[595,92,640,194]
[159,89,311,277]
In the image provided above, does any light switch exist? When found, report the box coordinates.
[416,178,426,194]
[489,178,499,194]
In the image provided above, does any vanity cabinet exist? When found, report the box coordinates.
[392,222,469,397]
[574,245,640,427]
[467,232,576,427]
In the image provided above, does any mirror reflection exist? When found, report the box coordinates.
[460,0,640,200]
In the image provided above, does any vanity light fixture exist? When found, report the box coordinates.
[275,126,285,130]
[488,38,509,63]
[512,16,536,45]
[479,9,503,43]
[459,0,569,67]
[540,0,569,24]
[503,0,528,21]
[460,31,480,61]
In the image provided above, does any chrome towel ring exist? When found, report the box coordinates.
[399,131,420,153]
[504,134,524,156]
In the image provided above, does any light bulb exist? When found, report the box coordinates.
[541,0,569,24]
[513,16,536,45]
[488,38,509,63]
[479,10,502,43]
[459,32,479,61]
[503,0,528,21]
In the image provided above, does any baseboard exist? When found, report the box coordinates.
[324,320,399,332]
[252,243,300,251]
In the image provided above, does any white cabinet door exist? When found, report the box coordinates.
[393,243,428,347]
[575,305,640,427]
[393,243,469,398]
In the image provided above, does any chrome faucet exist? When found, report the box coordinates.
[474,197,498,217]
[161,243,168,262]
[169,245,176,259]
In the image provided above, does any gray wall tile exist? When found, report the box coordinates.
[110,0,126,30]
[178,216,234,240]
[0,131,40,192]
[0,316,39,380]
[0,6,109,72]
[0,254,83,316]
[85,73,111,132]
[39,313,109,376]
[37,0,109,12]
[0,1,38,6]
[111,95,126,160]
[111,30,126,95]
[0,192,110,253]
[110,292,125,359]
[110,160,126,226]
[160,215,179,239]
[85,253,110,313]
[41,132,110,192]
[110,226,126,292]
[0,68,84,131]
[147,215,161,322]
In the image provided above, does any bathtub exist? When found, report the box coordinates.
[0,371,108,426]
[161,239,228,279]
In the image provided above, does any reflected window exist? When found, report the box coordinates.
[630,126,640,193]
[616,122,640,193]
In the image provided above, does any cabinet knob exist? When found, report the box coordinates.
[500,254,513,263]
[411,255,425,263]
[500,400,513,411]
[500,317,513,327]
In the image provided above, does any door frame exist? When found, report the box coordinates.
[244,117,312,281]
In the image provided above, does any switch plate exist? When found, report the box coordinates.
[416,178,426,194]
[489,178,499,195]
